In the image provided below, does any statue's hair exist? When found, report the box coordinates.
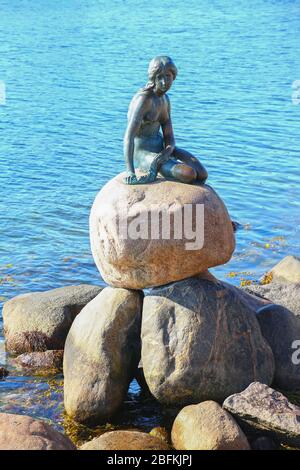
[141,56,178,93]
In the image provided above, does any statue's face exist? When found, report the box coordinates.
[154,69,174,94]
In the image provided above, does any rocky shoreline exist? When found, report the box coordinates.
[1,175,300,450]
[0,255,300,450]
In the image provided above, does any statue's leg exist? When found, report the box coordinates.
[173,147,208,183]
[159,158,197,184]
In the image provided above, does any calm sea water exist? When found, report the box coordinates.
[0,0,300,437]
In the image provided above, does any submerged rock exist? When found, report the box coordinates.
[0,413,76,450]
[13,350,64,373]
[3,284,102,354]
[64,287,143,425]
[141,277,274,406]
[223,382,300,448]
[90,173,235,289]
[80,430,170,450]
[257,304,300,391]
[171,401,250,450]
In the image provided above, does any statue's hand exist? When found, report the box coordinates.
[123,171,138,185]
[143,166,157,183]
[131,166,157,185]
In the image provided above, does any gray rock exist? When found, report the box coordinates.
[269,255,300,284]
[13,350,64,373]
[223,382,300,448]
[3,284,102,354]
[64,287,143,425]
[0,413,76,450]
[242,282,300,316]
[141,277,274,406]
[257,304,300,391]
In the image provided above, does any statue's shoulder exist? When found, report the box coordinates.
[131,89,152,105]
[128,90,151,117]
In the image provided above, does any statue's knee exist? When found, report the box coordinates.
[174,164,197,184]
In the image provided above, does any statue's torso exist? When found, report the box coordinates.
[134,122,164,171]
[128,92,167,172]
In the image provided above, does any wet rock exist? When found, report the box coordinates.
[0,413,76,450]
[3,284,102,354]
[64,287,143,425]
[13,350,64,373]
[0,367,8,379]
[90,173,235,289]
[141,277,274,406]
[80,430,170,450]
[223,382,300,448]
[171,401,250,450]
[257,304,300,391]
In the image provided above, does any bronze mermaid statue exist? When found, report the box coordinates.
[123,56,208,185]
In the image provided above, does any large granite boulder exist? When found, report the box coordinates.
[171,401,250,450]
[0,413,76,450]
[188,272,271,313]
[80,430,170,450]
[141,277,274,406]
[3,285,102,354]
[64,287,143,425]
[90,173,235,289]
[256,304,300,391]
[221,280,271,312]
[223,382,300,448]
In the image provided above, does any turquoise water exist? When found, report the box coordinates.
[0,0,300,436]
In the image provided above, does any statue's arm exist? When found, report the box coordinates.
[123,95,148,177]
[161,95,175,157]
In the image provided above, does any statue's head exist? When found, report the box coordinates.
[144,56,178,94]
